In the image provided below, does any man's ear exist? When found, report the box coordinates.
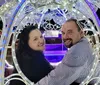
[80,30,84,37]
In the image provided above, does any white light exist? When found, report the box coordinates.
[82,15,86,19]
[94,84,97,85]
[91,26,94,30]
[63,3,67,7]
[25,16,28,19]
[93,63,96,65]
[96,48,99,50]
[81,82,84,84]
[12,49,15,52]
[44,30,59,37]
[77,11,80,14]
[30,12,34,15]
[72,9,77,12]
[91,69,94,72]
[87,76,90,79]
[6,4,9,7]
[12,41,15,44]
[94,33,97,36]
[73,3,75,7]
[56,5,60,8]
[13,57,16,61]
[15,64,18,67]
[87,20,90,24]
[50,62,61,66]
[24,77,27,80]
[19,71,21,74]
[18,0,21,2]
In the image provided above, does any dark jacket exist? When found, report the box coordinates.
[10,46,53,85]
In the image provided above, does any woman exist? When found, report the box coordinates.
[10,24,53,85]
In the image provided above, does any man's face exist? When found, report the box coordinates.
[61,21,83,48]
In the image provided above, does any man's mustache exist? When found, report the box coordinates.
[63,39,72,42]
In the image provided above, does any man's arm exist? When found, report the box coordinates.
[35,51,88,85]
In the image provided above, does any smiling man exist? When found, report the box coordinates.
[34,18,96,85]
[61,19,84,48]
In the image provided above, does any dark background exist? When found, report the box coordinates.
[96,8,100,20]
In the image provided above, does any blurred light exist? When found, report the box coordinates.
[18,0,22,2]
[85,0,100,26]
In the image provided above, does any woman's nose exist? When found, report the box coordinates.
[39,38,44,43]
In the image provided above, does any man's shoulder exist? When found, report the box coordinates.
[69,38,90,54]
[63,38,90,66]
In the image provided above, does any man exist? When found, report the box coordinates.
[35,18,96,85]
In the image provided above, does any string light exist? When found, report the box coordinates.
[0,1,17,15]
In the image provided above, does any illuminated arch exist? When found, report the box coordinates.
[0,0,99,85]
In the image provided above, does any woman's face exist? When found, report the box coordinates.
[28,29,45,51]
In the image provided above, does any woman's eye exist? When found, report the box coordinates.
[33,38,37,41]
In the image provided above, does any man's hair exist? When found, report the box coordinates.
[66,18,83,31]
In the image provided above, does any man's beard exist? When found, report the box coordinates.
[63,39,73,48]
[65,42,73,48]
